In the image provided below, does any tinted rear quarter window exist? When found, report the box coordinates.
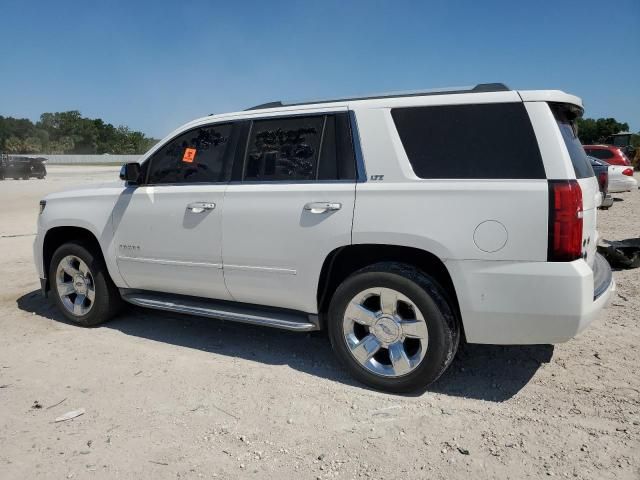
[391,103,545,179]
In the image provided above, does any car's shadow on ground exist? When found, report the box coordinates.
[17,290,553,402]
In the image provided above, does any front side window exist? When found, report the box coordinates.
[146,124,234,184]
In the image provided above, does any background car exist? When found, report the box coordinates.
[1,156,47,180]
[589,156,613,209]
[584,144,632,166]
[0,154,7,180]
[603,162,637,193]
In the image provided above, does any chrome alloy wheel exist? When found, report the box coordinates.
[342,287,429,377]
[55,255,95,316]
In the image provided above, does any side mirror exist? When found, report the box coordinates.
[120,162,141,184]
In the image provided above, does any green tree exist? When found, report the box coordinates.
[577,117,630,144]
[4,136,24,153]
[0,116,36,151]
[48,136,75,154]
[1,110,156,154]
[23,137,43,153]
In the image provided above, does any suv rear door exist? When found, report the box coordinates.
[221,110,357,313]
[550,103,598,268]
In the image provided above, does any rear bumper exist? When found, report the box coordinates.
[448,254,615,344]
[608,176,638,193]
[592,252,612,300]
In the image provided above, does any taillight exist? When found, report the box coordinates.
[597,171,608,192]
[622,168,633,177]
[548,180,583,262]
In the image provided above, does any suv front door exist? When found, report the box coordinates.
[221,111,358,313]
[112,123,242,300]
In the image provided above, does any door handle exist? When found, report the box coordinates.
[303,202,342,214]
[187,202,216,213]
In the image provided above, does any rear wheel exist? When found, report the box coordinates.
[49,242,123,326]
[328,262,459,392]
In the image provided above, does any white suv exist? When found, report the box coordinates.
[34,83,615,392]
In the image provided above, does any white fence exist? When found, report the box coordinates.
[7,154,141,165]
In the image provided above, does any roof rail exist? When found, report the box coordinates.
[245,101,284,111]
[245,83,510,111]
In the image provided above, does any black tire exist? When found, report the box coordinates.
[328,262,459,393]
[49,241,123,326]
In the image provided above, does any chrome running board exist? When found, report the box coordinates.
[120,290,319,332]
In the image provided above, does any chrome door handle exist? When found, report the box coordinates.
[187,202,216,213]
[303,202,342,214]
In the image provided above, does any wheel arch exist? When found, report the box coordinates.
[42,226,109,294]
[317,244,461,331]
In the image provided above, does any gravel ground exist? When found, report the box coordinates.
[0,166,638,479]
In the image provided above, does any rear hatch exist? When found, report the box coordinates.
[550,103,598,268]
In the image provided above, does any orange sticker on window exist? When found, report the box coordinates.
[182,147,197,163]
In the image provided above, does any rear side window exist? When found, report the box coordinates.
[585,148,613,160]
[391,103,545,179]
[550,104,594,179]
[146,124,234,184]
[318,114,356,180]
[245,116,323,181]
[243,114,356,182]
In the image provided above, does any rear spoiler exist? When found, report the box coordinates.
[518,90,583,111]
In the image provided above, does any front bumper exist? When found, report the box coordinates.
[448,254,615,344]
[34,230,47,296]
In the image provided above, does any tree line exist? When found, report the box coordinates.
[576,117,638,146]
[0,111,158,155]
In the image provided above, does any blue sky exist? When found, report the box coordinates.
[1,0,638,138]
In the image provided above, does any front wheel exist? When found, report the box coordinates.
[49,242,123,326]
[328,262,459,393]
